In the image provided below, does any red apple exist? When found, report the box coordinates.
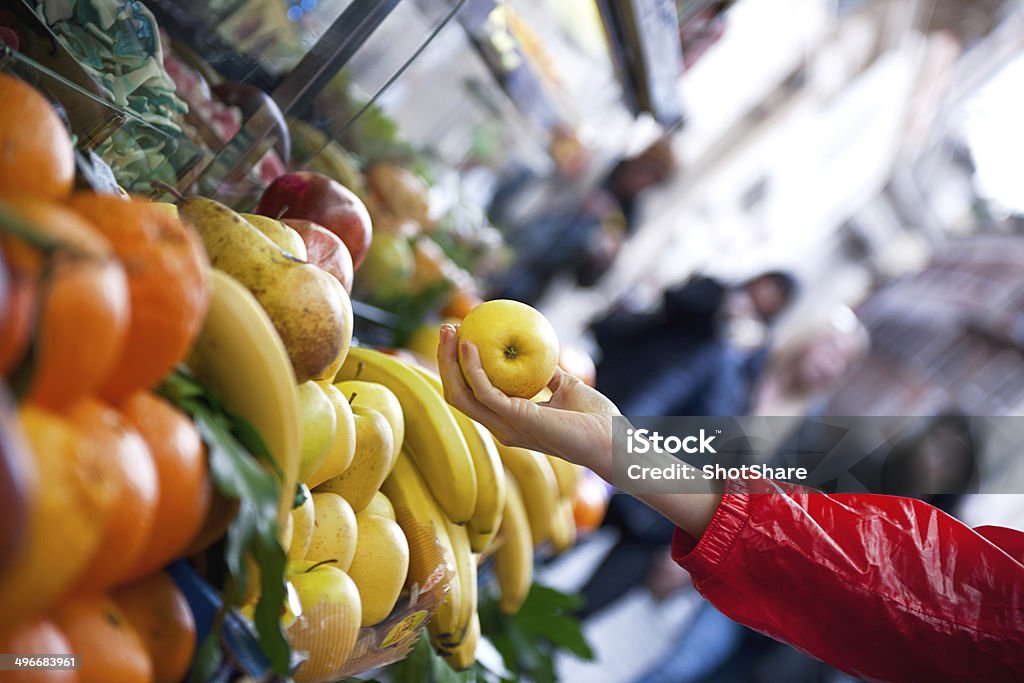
[283,218,354,293]
[258,172,373,269]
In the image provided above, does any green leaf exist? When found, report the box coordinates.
[158,368,291,676]
[477,581,594,682]
[188,632,223,683]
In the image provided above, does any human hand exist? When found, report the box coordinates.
[437,323,620,473]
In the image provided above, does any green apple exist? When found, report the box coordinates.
[364,491,395,521]
[457,299,559,399]
[314,406,394,512]
[306,492,357,571]
[297,381,337,483]
[347,512,409,626]
[334,380,405,456]
[303,383,356,489]
[288,483,315,561]
[286,559,361,683]
[242,213,308,260]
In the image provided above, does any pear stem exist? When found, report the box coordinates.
[355,362,365,381]
[150,180,185,202]
[348,392,358,405]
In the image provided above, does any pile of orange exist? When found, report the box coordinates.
[0,73,214,683]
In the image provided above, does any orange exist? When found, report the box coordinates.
[0,387,35,579]
[64,195,211,403]
[0,199,130,411]
[572,470,610,535]
[0,269,37,375]
[51,594,153,683]
[111,572,196,683]
[440,287,483,320]
[0,617,78,683]
[120,392,212,579]
[67,399,158,595]
[0,407,119,624]
[0,74,75,201]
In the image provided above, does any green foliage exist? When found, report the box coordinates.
[384,632,503,683]
[159,367,290,676]
[479,583,594,683]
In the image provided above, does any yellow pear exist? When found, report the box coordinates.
[296,381,336,483]
[347,512,409,626]
[313,276,353,382]
[288,484,315,561]
[315,406,394,512]
[304,383,356,489]
[364,491,395,521]
[306,492,357,571]
[242,213,308,260]
[333,380,404,456]
[180,196,349,383]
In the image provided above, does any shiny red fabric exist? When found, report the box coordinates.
[671,479,1024,682]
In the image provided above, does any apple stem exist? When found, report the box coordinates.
[348,392,358,405]
[307,559,339,573]
[275,204,290,220]
[150,180,185,202]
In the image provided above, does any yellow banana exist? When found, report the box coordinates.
[380,450,463,641]
[550,498,577,555]
[410,366,507,552]
[440,612,479,671]
[497,445,560,547]
[547,455,579,500]
[494,468,533,615]
[338,347,477,523]
[187,269,301,534]
[431,519,476,651]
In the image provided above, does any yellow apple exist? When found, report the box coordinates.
[297,381,337,483]
[288,484,315,561]
[304,383,356,489]
[314,405,394,512]
[306,492,357,571]
[364,491,395,521]
[334,380,404,456]
[242,213,308,260]
[347,512,409,626]
[286,559,361,683]
[457,299,559,398]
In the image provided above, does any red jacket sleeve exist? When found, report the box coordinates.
[671,479,1024,683]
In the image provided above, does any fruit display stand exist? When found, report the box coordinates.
[0,2,623,681]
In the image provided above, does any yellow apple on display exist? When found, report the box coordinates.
[242,213,308,260]
[364,491,396,521]
[347,511,409,626]
[457,299,560,398]
[333,380,405,456]
[288,484,315,561]
[315,405,395,512]
[304,383,356,489]
[306,492,357,571]
[297,381,337,483]
[286,559,361,683]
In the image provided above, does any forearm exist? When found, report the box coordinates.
[562,414,722,539]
